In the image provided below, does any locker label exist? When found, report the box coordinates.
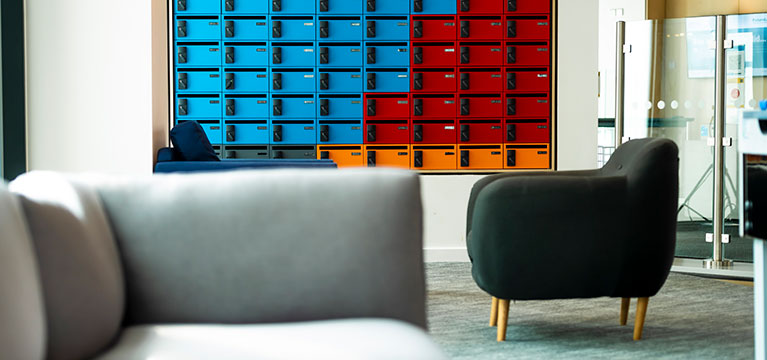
[537,100,548,103]
[304,75,315,78]
[210,100,220,104]
[490,48,501,52]
[304,23,314,26]
[258,126,268,130]
[351,49,361,52]
[397,49,408,52]
[537,48,548,51]
[258,100,267,104]
[491,126,501,129]
[445,101,455,104]
[257,74,267,78]
[538,22,549,26]
[211,126,220,129]
[352,23,361,26]
[304,101,315,104]
[257,48,266,52]
[398,152,408,155]
[491,22,501,26]
[445,22,455,26]
[445,126,455,130]
[537,74,548,78]
[491,152,501,155]
[397,23,408,26]
[305,126,315,130]
[352,152,362,156]
[210,74,220,78]
[257,22,267,25]
[538,151,548,154]
[398,126,408,130]
[210,48,219,51]
[304,49,314,52]
[351,101,361,104]
[445,75,454,78]
[397,101,408,104]
[352,126,361,130]
[491,100,501,103]
[445,49,455,52]
[538,125,547,129]
[209,22,219,25]
[445,152,454,155]
[352,75,361,78]
[397,75,407,78]
[491,75,501,78]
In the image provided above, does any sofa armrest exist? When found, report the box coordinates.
[156,147,179,162]
[91,169,427,328]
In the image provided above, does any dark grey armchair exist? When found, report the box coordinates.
[466,138,679,342]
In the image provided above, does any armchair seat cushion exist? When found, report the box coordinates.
[96,319,447,360]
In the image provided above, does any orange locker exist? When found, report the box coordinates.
[458,144,504,169]
[317,145,365,168]
[411,145,457,170]
[364,145,410,169]
[504,144,550,169]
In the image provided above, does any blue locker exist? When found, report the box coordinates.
[177,68,222,93]
[318,94,363,119]
[270,16,316,40]
[363,42,409,67]
[318,0,363,15]
[317,17,363,41]
[224,121,270,145]
[223,68,269,93]
[317,43,363,67]
[176,42,222,67]
[224,94,270,118]
[411,0,457,14]
[176,17,221,41]
[177,94,222,119]
[271,94,317,118]
[270,120,317,144]
[222,42,269,67]
[271,68,316,93]
[270,0,316,14]
[223,16,269,40]
[317,68,363,93]
[318,120,363,144]
[271,42,316,67]
[175,0,220,14]
[364,68,410,92]
[223,0,269,14]
[364,0,409,14]
[364,17,410,41]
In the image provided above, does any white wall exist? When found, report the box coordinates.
[26,0,154,174]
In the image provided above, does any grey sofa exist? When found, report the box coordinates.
[0,169,446,360]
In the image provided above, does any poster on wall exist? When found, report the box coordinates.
[686,14,767,78]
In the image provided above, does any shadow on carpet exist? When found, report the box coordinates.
[426,263,754,360]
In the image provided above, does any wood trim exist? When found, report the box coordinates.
[551,0,557,170]
[152,0,170,166]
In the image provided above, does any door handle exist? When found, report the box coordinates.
[506,124,517,141]
[507,98,516,116]
[413,73,423,90]
[366,47,376,64]
[413,21,423,38]
[507,150,516,167]
[367,151,376,167]
[320,21,329,38]
[320,73,329,90]
[272,0,281,12]
[272,20,282,38]
[367,99,376,116]
[178,99,188,115]
[460,47,470,64]
[226,125,236,142]
[367,0,375,12]
[225,0,234,11]
[273,99,283,116]
[177,47,187,64]
[414,151,423,168]
[460,99,470,115]
[460,125,470,142]
[460,0,469,12]
[460,21,470,38]
[367,124,376,142]
[178,73,188,90]
[225,21,235,37]
[320,151,330,159]
[460,73,469,90]
[461,150,470,167]
[272,73,282,90]
[273,125,283,142]
[507,20,517,38]
[225,47,235,63]
[367,21,376,38]
[413,0,423,12]
[508,0,517,12]
[319,0,329,12]
[320,125,330,142]
[225,73,234,90]
[272,46,282,64]
[366,73,376,90]
[177,0,186,11]
[413,98,423,116]
[177,20,187,37]
[414,47,423,64]
[226,99,235,116]
[507,46,516,64]
[320,99,329,116]
[507,72,516,90]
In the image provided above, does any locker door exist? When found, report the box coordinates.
[505,93,550,118]
[364,42,409,67]
[504,119,550,143]
[176,42,221,67]
[224,120,270,144]
[223,42,269,67]
[223,68,269,93]
[270,16,316,40]
[270,121,317,144]
[412,94,457,118]
[364,68,409,92]
[505,68,550,92]
[318,43,364,67]
[364,145,410,168]
[318,94,363,119]
[458,16,504,40]
[271,42,315,67]
[412,120,457,144]
[318,17,364,41]
[317,145,365,167]
[412,68,457,93]
[317,68,364,93]
[363,120,410,144]
[176,16,222,41]
[175,0,221,14]
[457,119,504,143]
[177,68,222,93]
[411,145,457,170]
[412,42,457,67]
[270,0,316,14]
[505,16,550,40]
[458,67,503,92]
[363,94,410,120]
[458,42,504,66]
[505,41,551,66]
[223,0,269,14]
[504,144,550,169]
[177,94,222,119]
[223,16,269,40]
[317,121,363,144]
[411,16,457,41]
[224,95,270,119]
[271,94,316,119]
[271,68,316,93]
[364,16,410,41]
[458,145,504,169]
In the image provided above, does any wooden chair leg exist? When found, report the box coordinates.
[490,297,499,327]
[497,299,510,342]
[620,297,630,326]
[634,297,649,340]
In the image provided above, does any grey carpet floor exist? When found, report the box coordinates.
[426,263,754,359]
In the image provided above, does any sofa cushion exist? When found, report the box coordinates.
[95,319,447,360]
[0,183,46,360]
[169,121,220,161]
[10,173,125,360]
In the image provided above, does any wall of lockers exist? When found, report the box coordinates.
[173,0,553,171]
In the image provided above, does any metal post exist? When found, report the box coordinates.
[615,21,626,148]
[705,15,733,269]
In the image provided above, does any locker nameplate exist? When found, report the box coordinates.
[445,75,454,78]
[538,151,548,155]
[305,126,315,130]
[491,75,501,78]
[444,23,455,26]
[537,100,548,103]
[304,23,314,26]
[490,48,501,52]
[445,101,455,104]
[351,126,361,130]
[304,49,314,52]
[351,101,361,104]
[445,126,455,130]
[397,75,408,78]
[398,152,408,156]
[537,74,548,78]
[352,152,362,156]
[491,100,501,103]
[258,100,267,104]
[351,23,361,26]
[397,101,409,104]
[304,75,315,78]
[445,49,455,52]
[398,126,408,130]
[304,101,315,104]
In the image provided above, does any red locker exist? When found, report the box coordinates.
[458,119,504,143]
[364,120,410,144]
[505,119,551,143]
[412,42,457,67]
[505,16,550,40]
[505,93,550,118]
[506,0,551,14]
[364,93,410,120]
[458,16,504,40]
[412,16,457,41]
[505,67,550,92]
[412,68,457,92]
[458,67,503,92]
[458,0,505,15]
[506,41,550,66]
[412,119,457,144]
[459,42,504,66]
[458,93,503,118]
[412,94,457,118]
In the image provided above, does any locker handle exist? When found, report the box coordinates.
[506,124,517,141]
[414,151,423,168]
[507,98,516,116]
[177,20,187,38]
[177,0,186,11]
[226,125,236,142]
[320,99,329,116]
[413,124,423,142]
[460,21,469,38]
[225,47,235,64]
[225,0,234,11]
[507,72,516,90]
[178,99,188,116]
[320,0,329,12]
[320,73,330,90]
[178,47,187,64]
[460,73,469,90]
[460,125,470,142]
[178,73,188,90]
[320,21,329,38]
[460,150,470,167]
[507,46,516,64]
[225,21,234,38]
[367,151,376,167]
[413,0,423,12]
[413,21,423,38]
[225,150,237,159]
[413,73,423,91]
[367,99,376,116]
[413,98,423,116]
[507,20,517,38]
[367,21,376,38]
[320,47,329,64]
[273,125,283,142]
[460,99,470,116]
[414,47,423,64]
[225,73,234,90]
[366,47,376,64]
[272,47,282,64]
[460,0,469,12]
[320,125,330,142]
[272,21,282,38]
[367,0,375,12]
[508,0,517,12]
[273,150,284,159]
[273,0,282,12]
[367,124,376,142]
[273,73,282,90]
[226,99,235,116]
[320,151,330,159]
[366,73,376,90]
[273,99,283,116]
[507,150,516,167]
[460,47,470,64]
